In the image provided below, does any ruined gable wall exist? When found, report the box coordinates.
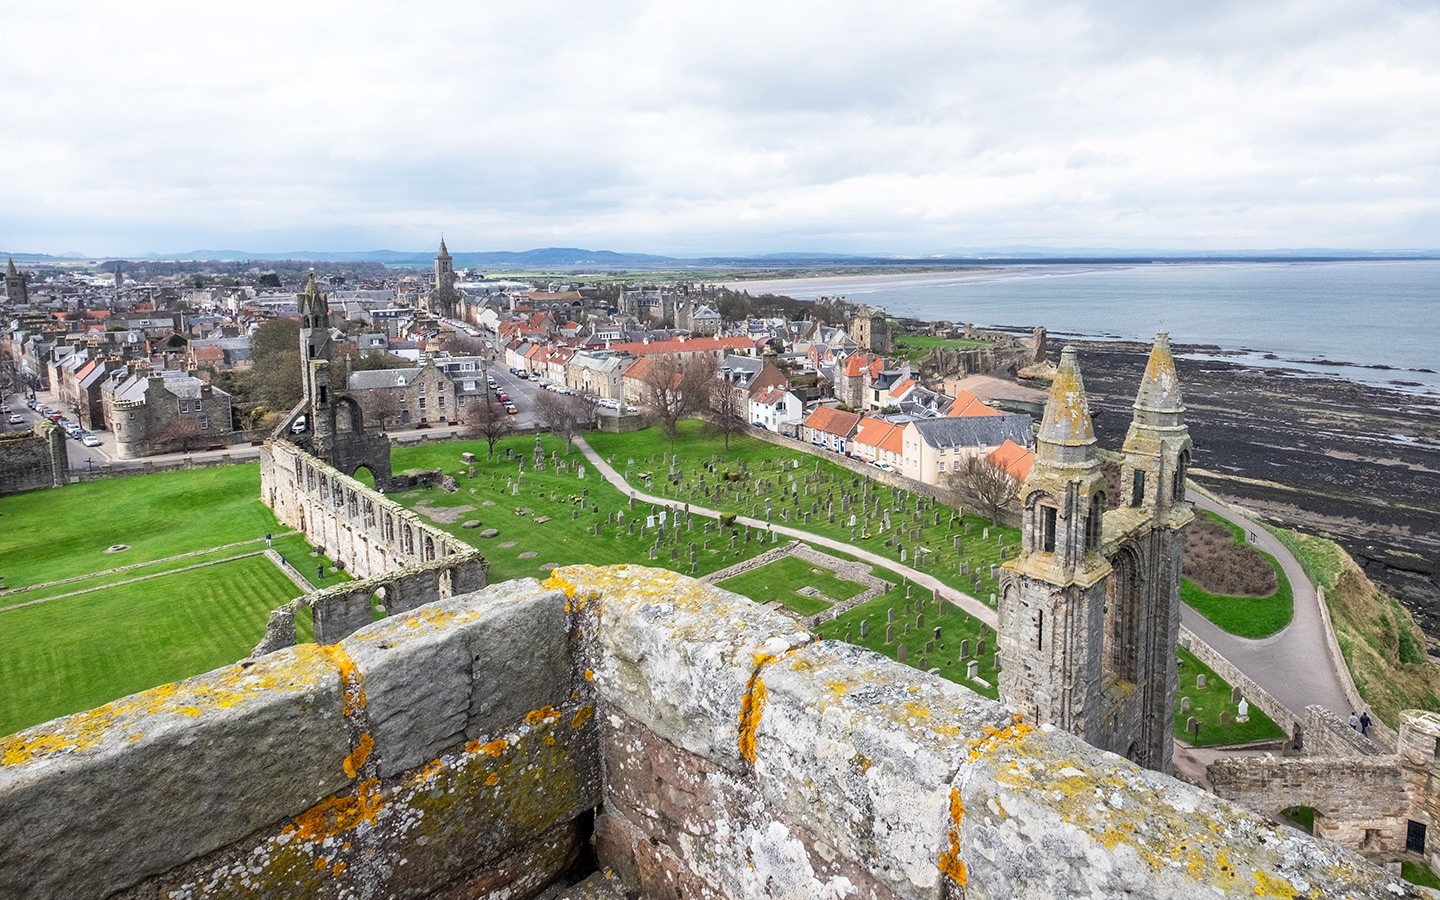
[0,422,67,496]
[0,565,1429,900]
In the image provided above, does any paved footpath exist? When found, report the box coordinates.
[1182,490,1353,720]
[574,437,1000,628]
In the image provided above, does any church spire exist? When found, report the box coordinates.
[437,236,450,258]
[1134,332,1184,416]
[1037,345,1096,453]
[6,257,16,276]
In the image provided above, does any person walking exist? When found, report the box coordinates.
[1360,711,1372,737]
[1348,711,1360,730]
[265,532,273,548]
[317,563,325,580]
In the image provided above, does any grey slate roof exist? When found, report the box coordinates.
[911,415,1034,450]
[349,367,423,390]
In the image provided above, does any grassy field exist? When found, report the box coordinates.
[587,421,1019,604]
[0,465,281,587]
[387,434,774,584]
[1173,645,1286,747]
[717,556,864,615]
[0,556,307,736]
[1181,511,1294,638]
[1269,526,1440,729]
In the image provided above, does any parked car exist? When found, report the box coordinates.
[6,414,22,425]
[597,399,620,410]
[0,404,10,413]
[870,460,896,473]
[81,434,102,447]
[26,398,37,409]
[505,403,519,415]
[496,391,509,403]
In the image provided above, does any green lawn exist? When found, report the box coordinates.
[1402,861,1440,890]
[818,583,1000,699]
[0,556,307,736]
[0,464,281,587]
[587,421,1019,604]
[717,556,864,616]
[1183,511,1294,639]
[1173,645,1286,747]
[388,434,774,584]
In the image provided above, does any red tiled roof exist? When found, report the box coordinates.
[947,390,1001,417]
[988,439,1035,481]
[804,406,862,438]
[853,416,898,449]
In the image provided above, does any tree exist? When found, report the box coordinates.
[705,377,747,452]
[949,454,1020,523]
[149,415,207,454]
[250,318,302,412]
[464,399,514,459]
[534,390,594,454]
[637,353,715,451]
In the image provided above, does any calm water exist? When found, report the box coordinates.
[733,261,1440,395]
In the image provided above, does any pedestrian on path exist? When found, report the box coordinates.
[317,563,325,581]
[265,532,272,548]
[1360,711,1372,736]
[1349,711,1360,730]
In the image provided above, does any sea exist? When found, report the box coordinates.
[728,260,1440,396]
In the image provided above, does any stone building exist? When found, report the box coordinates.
[999,335,1193,773]
[4,257,27,305]
[289,274,395,485]
[347,358,461,427]
[426,237,460,318]
[0,420,67,496]
[848,304,892,354]
[103,370,234,459]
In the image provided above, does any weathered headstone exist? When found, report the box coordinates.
[1197,674,1207,689]
[885,624,895,643]
[1220,712,1232,726]
[1187,717,1199,734]
[966,660,979,680]
[1180,697,1191,714]
[961,639,970,658]
[1231,686,1242,704]
[860,620,870,638]
[887,608,895,622]
[897,644,908,663]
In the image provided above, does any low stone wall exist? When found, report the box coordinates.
[1305,704,1391,758]
[1178,625,1299,745]
[0,422,67,496]
[0,566,1426,899]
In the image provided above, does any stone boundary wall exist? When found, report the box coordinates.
[1178,625,1299,745]
[700,539,894,628]
[0,566,1426,899]
[0,422,68,496]
[70,450,258,483]
[1313,583,1400,750]
[1305,704,1392,758]
[260,439,473,581]
[728,424,1023,528]
[1209,754,1410,853]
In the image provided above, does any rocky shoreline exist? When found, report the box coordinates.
[1056,340,1440,641]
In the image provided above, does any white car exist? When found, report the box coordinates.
[81,434,102,447]
[870,460,896,473]
[6,414,22,425]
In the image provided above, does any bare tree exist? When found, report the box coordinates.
[149,416,208,454]
[705,377,747,453]
[355,390,402,431]
[464,399,514,459]
[534,390,595,454]
[638,353,715,451]
[949,454,1020,523]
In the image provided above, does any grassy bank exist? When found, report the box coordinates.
[1269,526,1440,728]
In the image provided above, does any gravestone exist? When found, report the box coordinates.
[1237,699,1250,723]
[1197,674,1207,689]
[975,638,986,657]
[897,644,908,663]
[885,624,894,643]
[918,656,929,671]
[1188,717,1199,734]
[916,612,925,629]
[1231,686,1242,703]
[903,623,911,636]
[933,627,942,641]
[1220,712,1232,726]
[860,620,870,638]
[887,608,895,622]
[1180,697,1191,714]
[961,639,970,658]
[925,640,934,655]
[966,660,979,680]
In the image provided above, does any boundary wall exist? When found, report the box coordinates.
[0,565,1424,900]
[260,439,472,580]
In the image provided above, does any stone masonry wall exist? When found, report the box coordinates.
[261,439,470,580]
[1209,755,1410,853]
[0,422,67,496]
[0,565,1430,899]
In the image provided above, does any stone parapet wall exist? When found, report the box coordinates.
[1306,704,1391,757]
[0,566,1427,899]
[1179,625,1298,744]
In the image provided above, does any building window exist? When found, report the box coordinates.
[1132,470,1146,507]
[180,401,189,413]
[1041,506,1058,553]
[199,415,209,430]
[418,398,426,409]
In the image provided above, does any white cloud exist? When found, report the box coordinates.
[2,0,1437,255]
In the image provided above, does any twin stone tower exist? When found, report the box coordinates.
[1000,334,1193,773]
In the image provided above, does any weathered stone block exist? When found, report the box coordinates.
[0,645,349,899]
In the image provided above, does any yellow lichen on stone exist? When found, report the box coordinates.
[525,706,561,726]
[937,788,967,886]
[571,706,594,730]
[542,573,577,599]
[738,655,778,764]
[286,778,386,842]
[486,772,499,786]
[1251,870,1297,898]
[966,715,1034,763]
[342,733,374,779]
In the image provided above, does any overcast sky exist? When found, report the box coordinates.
[3,1,1438,257]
